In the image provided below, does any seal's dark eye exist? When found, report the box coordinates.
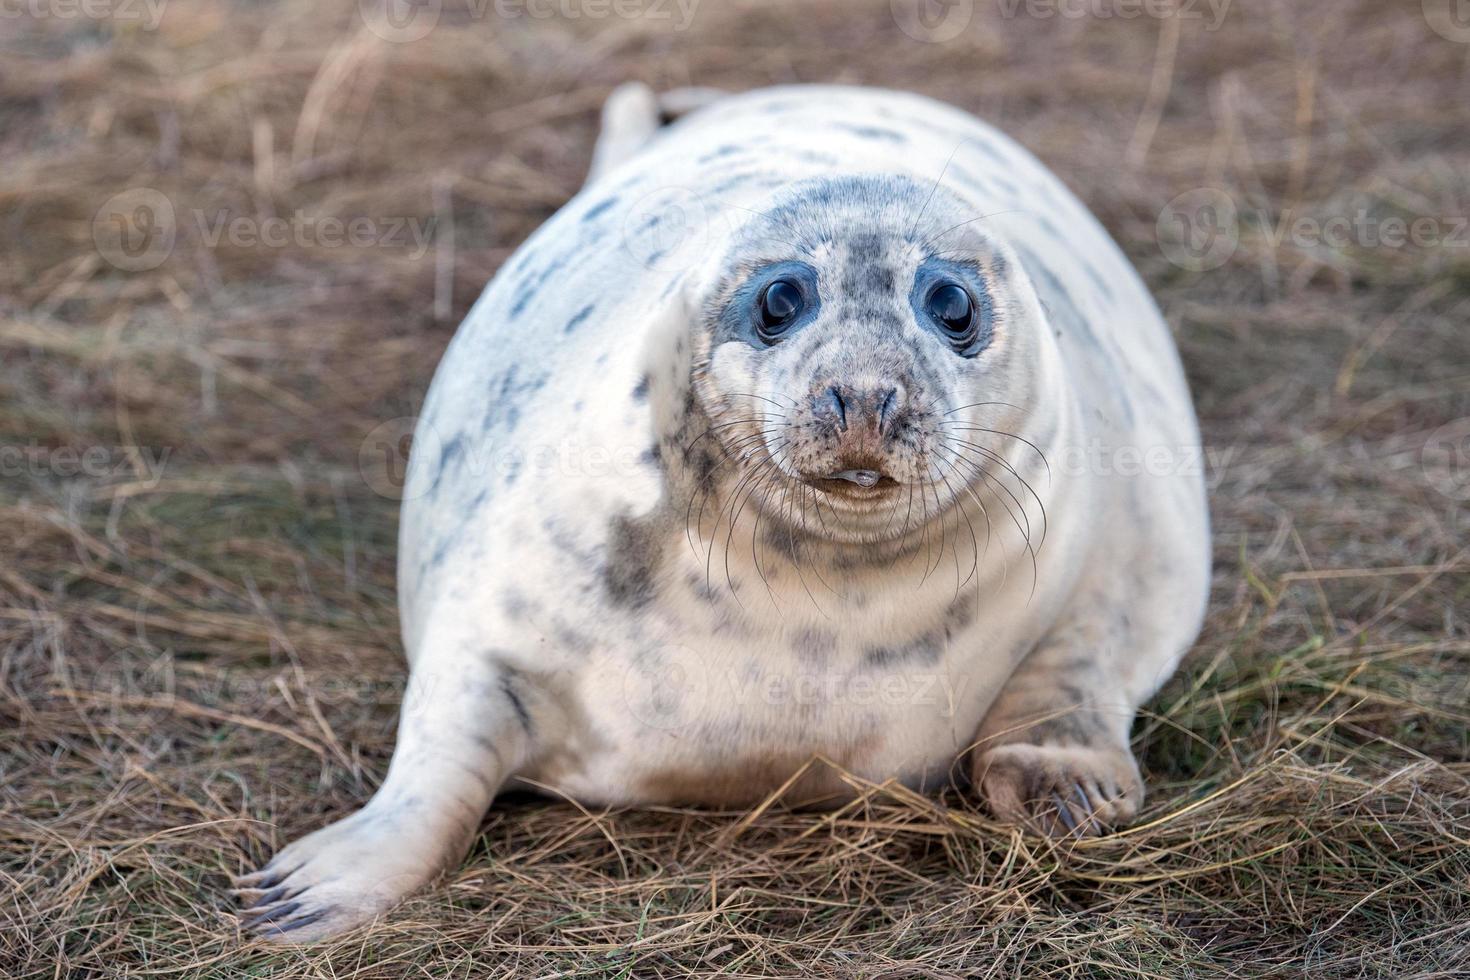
[927,283,974,341]
[758,279,803,339]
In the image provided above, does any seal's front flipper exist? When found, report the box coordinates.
[973,741,1143,838]
[233,660,534,942]
[968,631,1145,838]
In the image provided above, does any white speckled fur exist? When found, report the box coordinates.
[236,84,1211,941]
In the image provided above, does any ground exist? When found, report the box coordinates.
[2,1,1468,977]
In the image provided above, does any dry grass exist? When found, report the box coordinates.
[2,0,1469,976]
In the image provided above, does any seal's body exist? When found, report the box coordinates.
[237,85,1211,940]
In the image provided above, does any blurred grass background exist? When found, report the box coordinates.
[1,0,1468,976]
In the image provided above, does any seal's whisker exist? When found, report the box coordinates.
[710,435,791,604]
[943,437,1049,548]
[929,472,954,584]
[684,427,771,560]
[724,203,812,255]
[920,208,1030,250]
[939,422,1052,481]
[726,390,797,411]
[896,471,918,558]
[936,444,1038,597]
[742,440,791,610]
[907,137,971,238]
[915,478,940,587]
[789,477,844,602]
[764,444,834,618]
[942,401,1026,417]
[922,474,949,585]
[707,453,766,604]
[930,453,981,595]
[881,466,910,538]
[935,452,1005,587]
[681,416,786,462]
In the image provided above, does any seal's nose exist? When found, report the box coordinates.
[816,383,902,436]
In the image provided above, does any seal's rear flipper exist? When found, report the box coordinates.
[586,82,659,184]
[586,83,729,185]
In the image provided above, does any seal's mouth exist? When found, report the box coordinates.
[807,468,901,497]
[828,468,883,488]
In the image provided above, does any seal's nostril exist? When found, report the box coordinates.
[877,387,899,434]
[823,385,848,432]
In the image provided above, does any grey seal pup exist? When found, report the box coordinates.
[235,83,1211,940]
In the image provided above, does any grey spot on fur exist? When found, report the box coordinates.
[792,628,837,661]
[499,668,534,736]
[603,514,663,609]
[555,625,592,656]
[501,588,536,620]
[509,253,570,320]
[564,303,596,334]
[709,171,760,195]
[582,196,618,223]
[685,571,721,605]
[762,526,803,562]
[698,144,743,163]
[833,123,906,143]
[430,433,465,497]
[544,515,599,567]
[862,635,944,670]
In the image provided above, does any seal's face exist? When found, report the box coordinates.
[691,175,1043,545]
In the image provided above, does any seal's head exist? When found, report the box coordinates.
[689,175,1048,544]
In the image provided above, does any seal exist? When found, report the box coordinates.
[234,83,1211,940]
